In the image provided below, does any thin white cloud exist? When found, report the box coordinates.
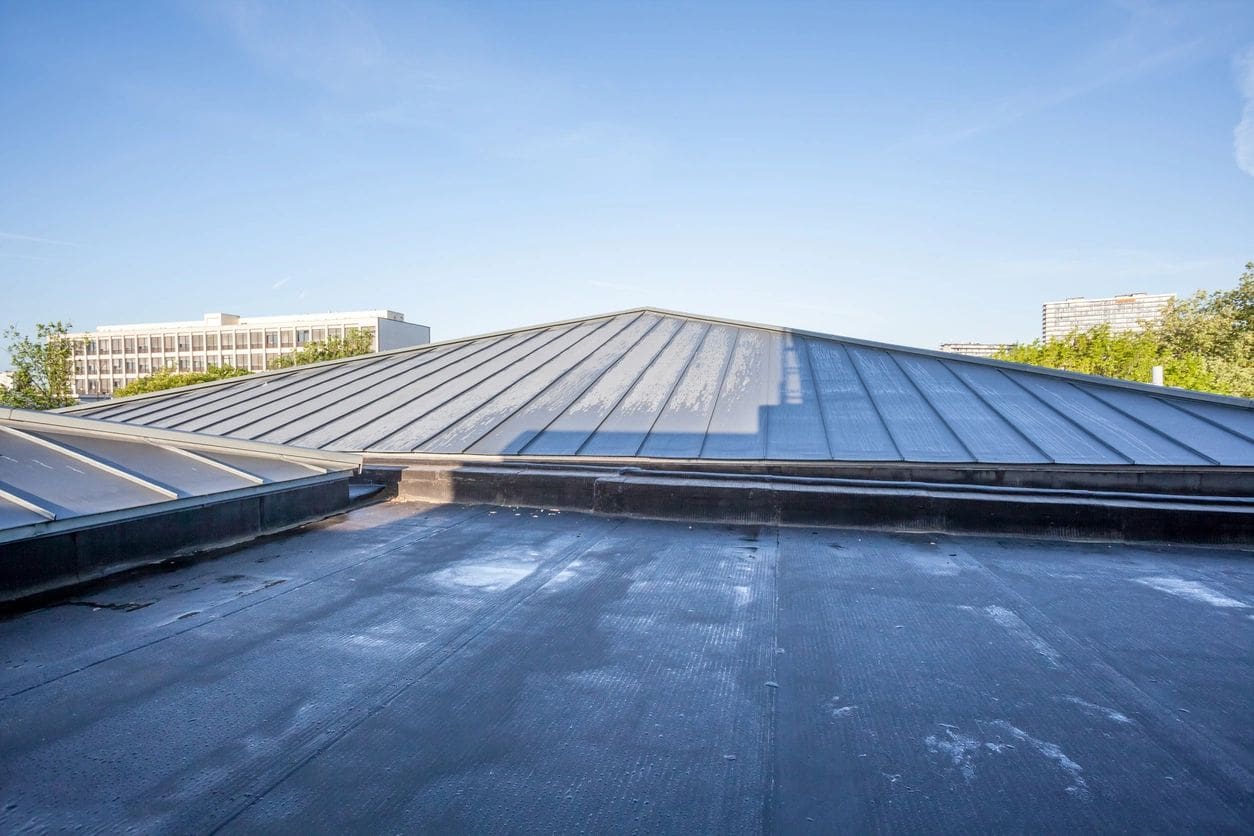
[272,277,291,290]
[199,1,657,171]
[1235,48,1254,177]
[897,2,1207,149]
[0,231,78,247]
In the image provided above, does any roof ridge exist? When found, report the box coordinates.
[58,307,1254,415]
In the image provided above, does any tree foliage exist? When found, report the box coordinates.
[0,321,79,410]
[112,365,251,398]
[994,263,1254,398]
[268,328,374,369]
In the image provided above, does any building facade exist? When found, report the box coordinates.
[68,310,430,398]
[938,342,1014,358]
[1041,292,1174,342]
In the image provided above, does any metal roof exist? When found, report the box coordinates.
[0,408,360,543]
[61,308,1254,466]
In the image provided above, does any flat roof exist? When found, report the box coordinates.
[0,501,1249,831]
[62,307,1254,467]
[76,310,411,333]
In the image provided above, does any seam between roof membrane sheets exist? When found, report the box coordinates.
[696,328,745,459]
[509,315,668,456]
[88,367,307,425]
[1065,383,1219,465]
[0,425,179,500]
[398,318,630,453]
[797,337,834,460]
[183,349,442,435]
[931,359,1055,463]
[363,323,596,451]
[206,338,492,440]
[1160,398,1254,445]
[630,322,715,458]
[884,350,977,462]
[269,333,534,447]
[559,317,691,457]
[840,342,904,461]
[446,312,651,455]
[999,370,1136,464]
[337,326,569,451]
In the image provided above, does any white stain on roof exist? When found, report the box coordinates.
[1135,576,1248,609]
[982,605,1063,668]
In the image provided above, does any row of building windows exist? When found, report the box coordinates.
[75,351,297,376]
[75,326,373,355]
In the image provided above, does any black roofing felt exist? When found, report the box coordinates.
[2,502,1251,831]
[64,308,1254,465]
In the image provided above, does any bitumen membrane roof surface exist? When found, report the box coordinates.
[1,501,1251,832]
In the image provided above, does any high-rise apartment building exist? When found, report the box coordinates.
[68,310,430,398]
[1041,292,1174,342]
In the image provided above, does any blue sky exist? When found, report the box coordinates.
[2,0,1252,360]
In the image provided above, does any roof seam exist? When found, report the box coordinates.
[632,322,714,457]
[156,444,267,484]
[436,313,645,454]
[0,425,181,500]
[329,327,563,451]
[798,337,834,460]
[696,327,744,459]
[885,350,976,462]
[998,370,1136,464]
[571,318,689,456]
[841,344,904,462]
[938,363,1055,463]
[174,351,414,436]
[514,314,665,455]
[271,334,518,447]
[0,481,58,520]
[1071,385,1219,465]
[200,341,467,440]
[1156,398,1254,445]
[402,321,623,453]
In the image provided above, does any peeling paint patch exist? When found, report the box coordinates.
[989,721,1089,798]
[1061,696,1133,725]
[1135,577,1248,609]
[822,696,856,719]
[925,726,983,781]
[431,560,537,591]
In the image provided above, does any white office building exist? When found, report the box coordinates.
[1041,292,1175,342]
[68,310,430,398]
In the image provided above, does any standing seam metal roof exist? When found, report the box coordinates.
[0,408,359,540]
[60,308,1254,466]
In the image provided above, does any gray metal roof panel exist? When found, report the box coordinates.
[0,408,359,540]
[58,309,1254,468]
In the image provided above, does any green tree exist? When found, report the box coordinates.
[994,263,1254,398]
[268,328,375,369]
[0,321,79,410]
[1153,261,1254,398]
[112,364,251,398]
